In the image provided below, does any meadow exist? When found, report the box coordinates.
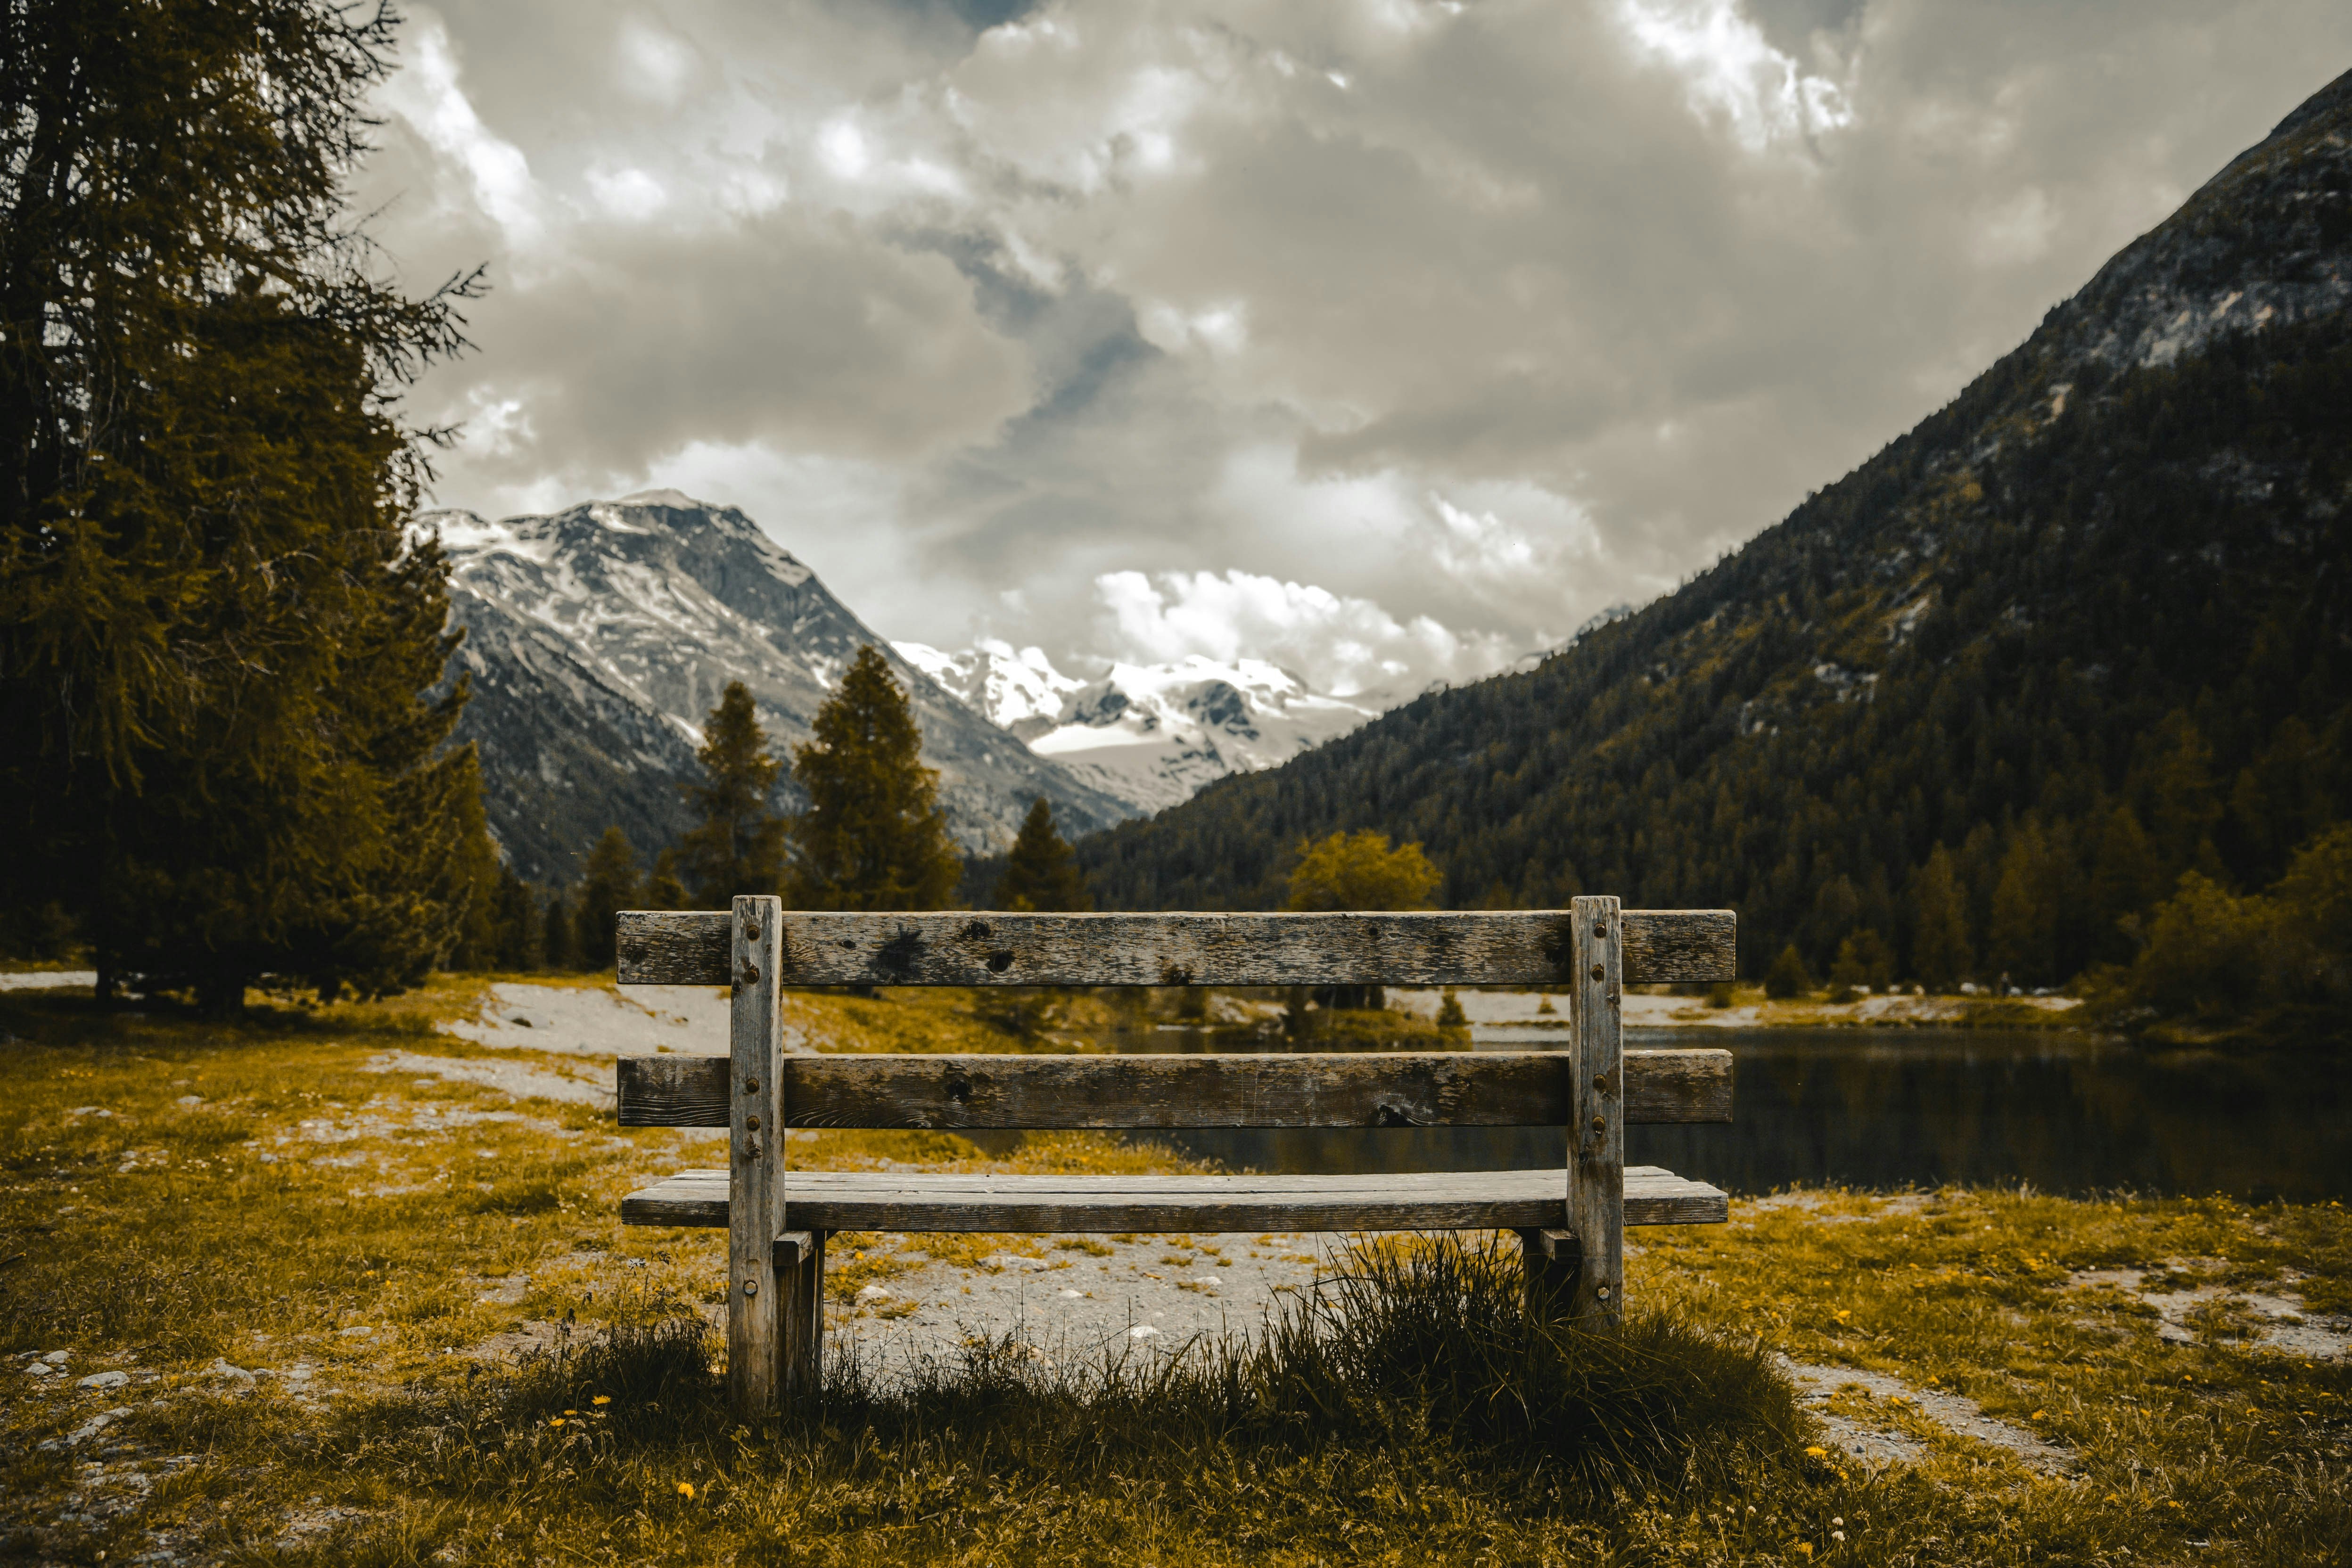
[2,978,2349,1566]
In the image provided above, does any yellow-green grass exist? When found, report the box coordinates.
[2,983,2348,1565]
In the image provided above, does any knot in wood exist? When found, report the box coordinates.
[960,919,994,940]
[946,1075,973,1105]
[986,950,1015,973]
[1374,1102,1416,1128]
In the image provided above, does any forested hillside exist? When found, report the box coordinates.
[1077,69,2352,986]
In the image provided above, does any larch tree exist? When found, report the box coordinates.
[996,798,1090,911]
[1910,845,1975,992]
[0,0,488,1012]
[1284,829,1440,1009]
[788,647,961,911]
[679,681,787,906]
[574,826,641,969]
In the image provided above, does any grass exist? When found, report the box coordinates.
[2,979,2349,1564]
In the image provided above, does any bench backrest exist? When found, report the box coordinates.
[613,904,1735,1132]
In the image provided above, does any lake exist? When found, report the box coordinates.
[1110,1025,2352,1203]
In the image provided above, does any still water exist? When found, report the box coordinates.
[1108,1026,2352,1203]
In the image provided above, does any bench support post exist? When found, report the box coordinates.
[1568,894,1624,1321]
[728,895,787,1417]
[1517,1227,1579,1323]
[777,1230,824,1399]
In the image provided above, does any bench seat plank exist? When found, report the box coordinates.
[618,1049,1732,1130]
[618,1166,1729,1233]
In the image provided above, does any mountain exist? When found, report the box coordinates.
[425,492,1134,884]
[895,639,1384,814]
[1076,68,2352,989]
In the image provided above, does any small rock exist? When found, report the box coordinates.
[1057,1288,1085,1299]
[77,1370,130,1390]
[1193,1276,1222,1287]
[1128,1325,1160,1339]
[206,1359,257,1383]
[25,1362,55,1378]
[67,1406,131,1444]
[176,1094,204,1107]
[856,1284,891,1301]
[42,1350,70,1365]
[337,1325,375,1337]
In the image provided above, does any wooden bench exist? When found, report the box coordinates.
[614,895,1735,1415]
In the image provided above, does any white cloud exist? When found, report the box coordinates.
[1094,567,1514,699]
[376,16,546,254]
[586,165,669,220]
[1613,0,1854,152]
[616,16,698,104]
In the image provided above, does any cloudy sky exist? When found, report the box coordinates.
[360,0,2352,699]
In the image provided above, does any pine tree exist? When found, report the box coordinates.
[1829,929,1894,993]
[1911,844,1975,991]
[0,0,484,1012]
[1987,819,2060,985]
[489,864,542,970]
[787,647,961,911]
[574,826,641,969]
[2090,805,2164,964]
[679,681,787,907]
[996,798,1090,911]
[643,847,691,912]
[543,888,578,972]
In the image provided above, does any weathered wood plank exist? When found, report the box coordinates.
[1568,895,1625,1322]
[777,1229,823,1400]
[1517,1227,1580,1324]
[616,909,1735,988]
[617,1049,1733,1130]
[619,1167,1730,1233]
[727,897,786,1418]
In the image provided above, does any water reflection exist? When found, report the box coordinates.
[1106,1026,2352,1202]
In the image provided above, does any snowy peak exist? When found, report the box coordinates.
[429,497,1132,882]
[896,639,1083,740]
[895,642,1382,814]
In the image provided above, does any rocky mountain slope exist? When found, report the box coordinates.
[1078,68,2352,985]
[895,640,1382,813]
[426,492,1133,883]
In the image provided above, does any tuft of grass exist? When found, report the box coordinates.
[805,1235,1806,1505]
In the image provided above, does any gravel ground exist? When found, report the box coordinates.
[828,1232,1334,1379]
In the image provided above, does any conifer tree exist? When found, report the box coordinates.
[787,647,961,911]
[679,681,788,906]
[1911,845,1975,991]
[575,826,641,969]
[0,0,485,1012]
[996,798,1090,911]
[643,848,691,911]
[489,865,542,970]
[543,888,578,972]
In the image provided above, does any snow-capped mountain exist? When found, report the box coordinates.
[896,639,1383,814]
[424,492,1134,883]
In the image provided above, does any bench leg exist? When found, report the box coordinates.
[1518,1227,1580,1324]
[780,1230,825,1401]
